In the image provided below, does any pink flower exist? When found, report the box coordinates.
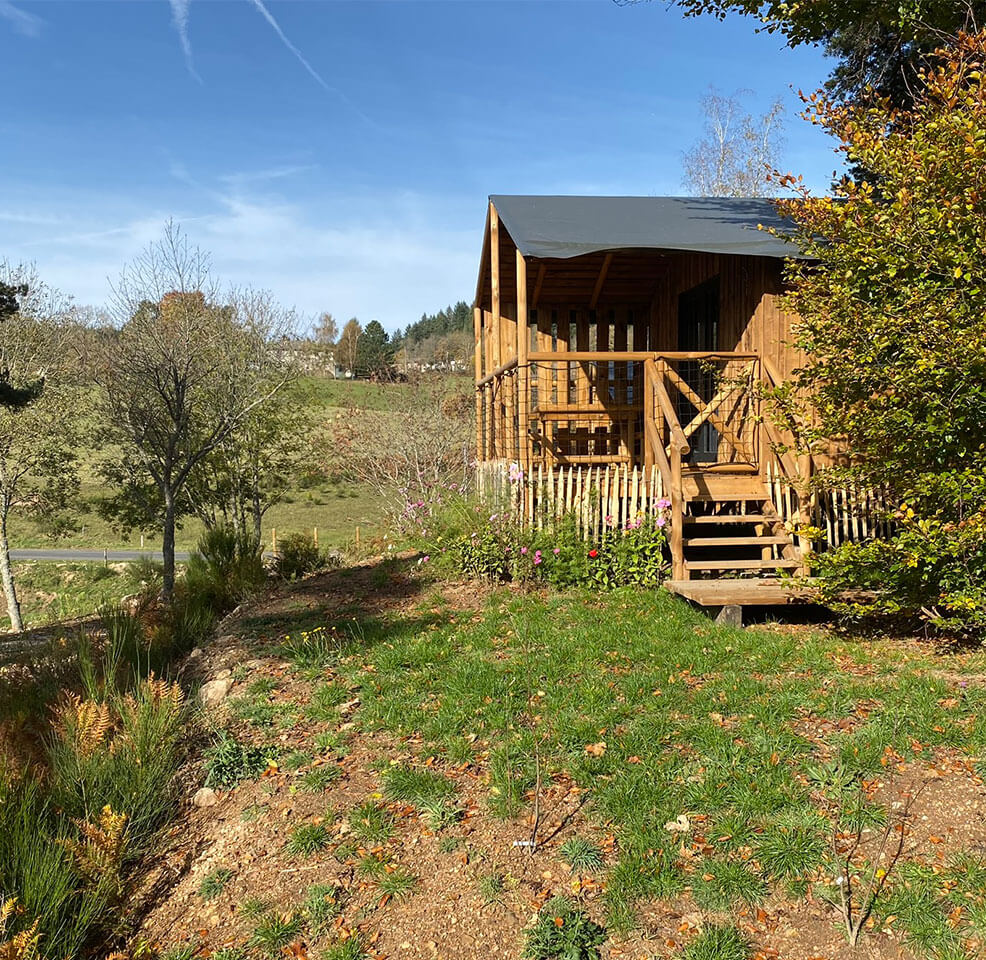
[656,516,666,528]
[657,498,671,510]
[533,556,542,566]
[553,548,560,555]
[423,555,430,562]
[521,546,528,555]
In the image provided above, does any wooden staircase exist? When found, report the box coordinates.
[678,466,802,578]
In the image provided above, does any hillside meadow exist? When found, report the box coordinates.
[3,376,468,630]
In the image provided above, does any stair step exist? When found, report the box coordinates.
[684,558,802,571]
[683,536,791,547]
[683,513,771,525]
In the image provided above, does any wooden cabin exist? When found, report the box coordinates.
[472,195,880,606]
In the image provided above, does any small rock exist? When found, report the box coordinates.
[198,678,233,707]
[188,648,203,659]
[214,668,232,681]
[193,787,219,808]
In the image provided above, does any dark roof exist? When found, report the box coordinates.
[489,195,799,260]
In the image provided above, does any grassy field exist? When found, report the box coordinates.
[138,561,986,960]
[6,377,449,554]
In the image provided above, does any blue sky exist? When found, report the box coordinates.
[0,0,837,333]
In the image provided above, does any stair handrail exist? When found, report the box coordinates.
[648,358,690,581]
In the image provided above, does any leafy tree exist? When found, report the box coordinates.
[663,0,985,108]
[0,265,77,630]
[772,32,986,634]
[355,319,394,378]
[337,317,361,374]
[182,381,317,542]
[95,224,292,597]
[682,88,784,196]
[0,270,52,411]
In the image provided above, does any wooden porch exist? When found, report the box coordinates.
[471,196,886,604]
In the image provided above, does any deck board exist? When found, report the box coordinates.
[665,578,819,607]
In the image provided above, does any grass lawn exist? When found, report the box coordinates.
[140,563,986,960]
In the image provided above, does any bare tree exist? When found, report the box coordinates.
[334,377,473,526]
[682,88,785,197]
[0,263,77,631]
[95,224,293,597]
[313,311,338,346]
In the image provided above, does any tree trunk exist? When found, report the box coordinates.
[0,512,24,632]
[162,490,176,600]
[252,488,262,547]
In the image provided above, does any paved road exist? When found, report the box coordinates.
[10,548,192,562]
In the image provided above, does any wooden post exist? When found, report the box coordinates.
[516,249,529,473]
[490,203,503,456]
[671,448,685,580]
[313,526,318,548]
[473,306,484,461]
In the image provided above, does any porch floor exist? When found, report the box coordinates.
[665,577,820,607]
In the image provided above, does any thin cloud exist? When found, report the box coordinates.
[168,0,202,82]
[246,0,331,93]
[245,0,377,127]
[0,0,43,37]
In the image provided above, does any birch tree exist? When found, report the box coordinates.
[96,225,293,598]
[682,88,784,197]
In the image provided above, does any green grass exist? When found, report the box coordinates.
[348,801,394,843]
[199,867,235,900]
[559,837,604,872]
[3,561,145,629]
[381,764,457,807]
[249,911,305,956]
[288,585,986,941]
[286,823,331,856]
[682,924,751,960]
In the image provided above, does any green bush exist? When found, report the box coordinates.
[276,533,325,581]
[420,498,669,590]
[523,896,607,960]
[205,734,278,789]
[186,525,266,614]
[0,677,189,959]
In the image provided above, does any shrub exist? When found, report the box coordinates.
[205,734,277,789]
[523,896,607,960]
[185,525,266,614]
[276,533,325,581]
[420,499,669,590]
[0,678,188,960]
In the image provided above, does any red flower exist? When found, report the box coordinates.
[588,549,599,558]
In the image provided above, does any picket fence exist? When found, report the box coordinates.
[477,459,889,550]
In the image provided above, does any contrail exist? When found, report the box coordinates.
[247,0,379,128]
[247,0,332,93]
[168,0,202,82]
[0,0,43,37]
